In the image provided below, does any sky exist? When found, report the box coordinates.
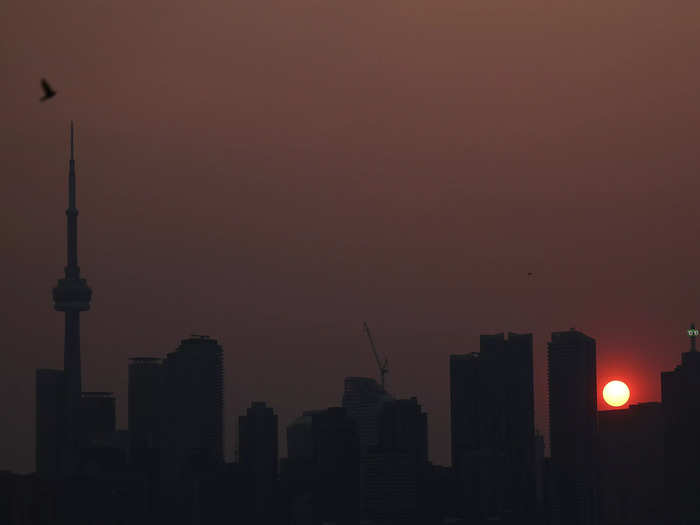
[2,0,700,473]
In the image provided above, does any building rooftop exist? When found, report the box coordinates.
[81,392,114,398]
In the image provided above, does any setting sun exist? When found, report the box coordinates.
[603,380,630,407]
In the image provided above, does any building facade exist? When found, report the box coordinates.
[285,407,360,525]
[661,325,700,524]
[36,369,65,477]
[161,335,224,475]
[238,401,279,521]
[598,402,663,525]
[128,357,163,454]
[365,397,429,523]
[547,329,598,525]
[450,332,536,522]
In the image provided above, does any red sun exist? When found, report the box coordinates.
[602,380,630,407]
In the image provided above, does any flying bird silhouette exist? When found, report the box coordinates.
[40,79,56,101]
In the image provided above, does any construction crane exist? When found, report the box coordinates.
[363,321,389,390]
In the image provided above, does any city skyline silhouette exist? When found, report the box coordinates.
[3,1,700,523]
[3,116,699,473]
[4,123,700,524]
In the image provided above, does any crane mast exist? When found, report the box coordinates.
[363,321,389,390]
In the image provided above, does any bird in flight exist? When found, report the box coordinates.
[40,78,56,102]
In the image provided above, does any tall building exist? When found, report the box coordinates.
[535,430,547,522]
[128,357,163,454]
[598,402,663,525]
[547,329,598,525]
[661,324,700,523]
[48,122,92,476]
[284,407,361,525]
[377,397,428,465]
[342,377,393,454]
[238,402,278,521]
[450,352,479,466]
[450,332,536,522]
[77,392,125,473]
[80,392,116,439]
[342,377,393,518]
[36,369,65,477]
[161,335,223,474]
[365,397,429,523]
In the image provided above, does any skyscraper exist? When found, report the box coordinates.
[342,377,393,454]
[342,377,393,518]
[598,402,663,525]
[78,392,124,473]
[80,392,116,439]
[128,357,163,454]
[285,407,360,525]
[365,397,429,523]
[661,324,700,523]
[238,402,278,521]
[161,335,223,474]
[450,332,536,522]
[377,397,428,465]
[50,122,92,475]
[547,329,598,525]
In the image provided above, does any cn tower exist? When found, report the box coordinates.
[52,122,92,472]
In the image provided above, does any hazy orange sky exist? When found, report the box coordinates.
[2,0,700,472]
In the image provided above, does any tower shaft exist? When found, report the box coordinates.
[63,311,81,412]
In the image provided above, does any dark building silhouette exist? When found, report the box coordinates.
[342,376,393,517]
[183,463,255,525]
[238,401,279,522]
[450,332,536,523]
[598,402,664,525]
[342,377,393,453]
[35,369,65,477]
[547,329,598,525]
[283,407,360,525]
[50,122,92,476]
[534,430,547,522]
[57,470,151,525]
[80,392,116,437]
[377,397,428,465]
[422,463,460,524]
[364,397,429,523]
[128,357,163,475]
[661,324,700,524]
[161,335,224,475]
[0,471,60,524]
[78,392,129,474]
[128,358,162,450]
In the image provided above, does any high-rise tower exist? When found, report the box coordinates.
[661,323,700,523]
[548,329,598,525]
[450,332,536,522]
[239,402,279,520]
[52,122,92,472]
[161,335,223,474]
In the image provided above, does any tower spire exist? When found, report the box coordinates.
[66,121,78,277]
[70,120,74,161]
